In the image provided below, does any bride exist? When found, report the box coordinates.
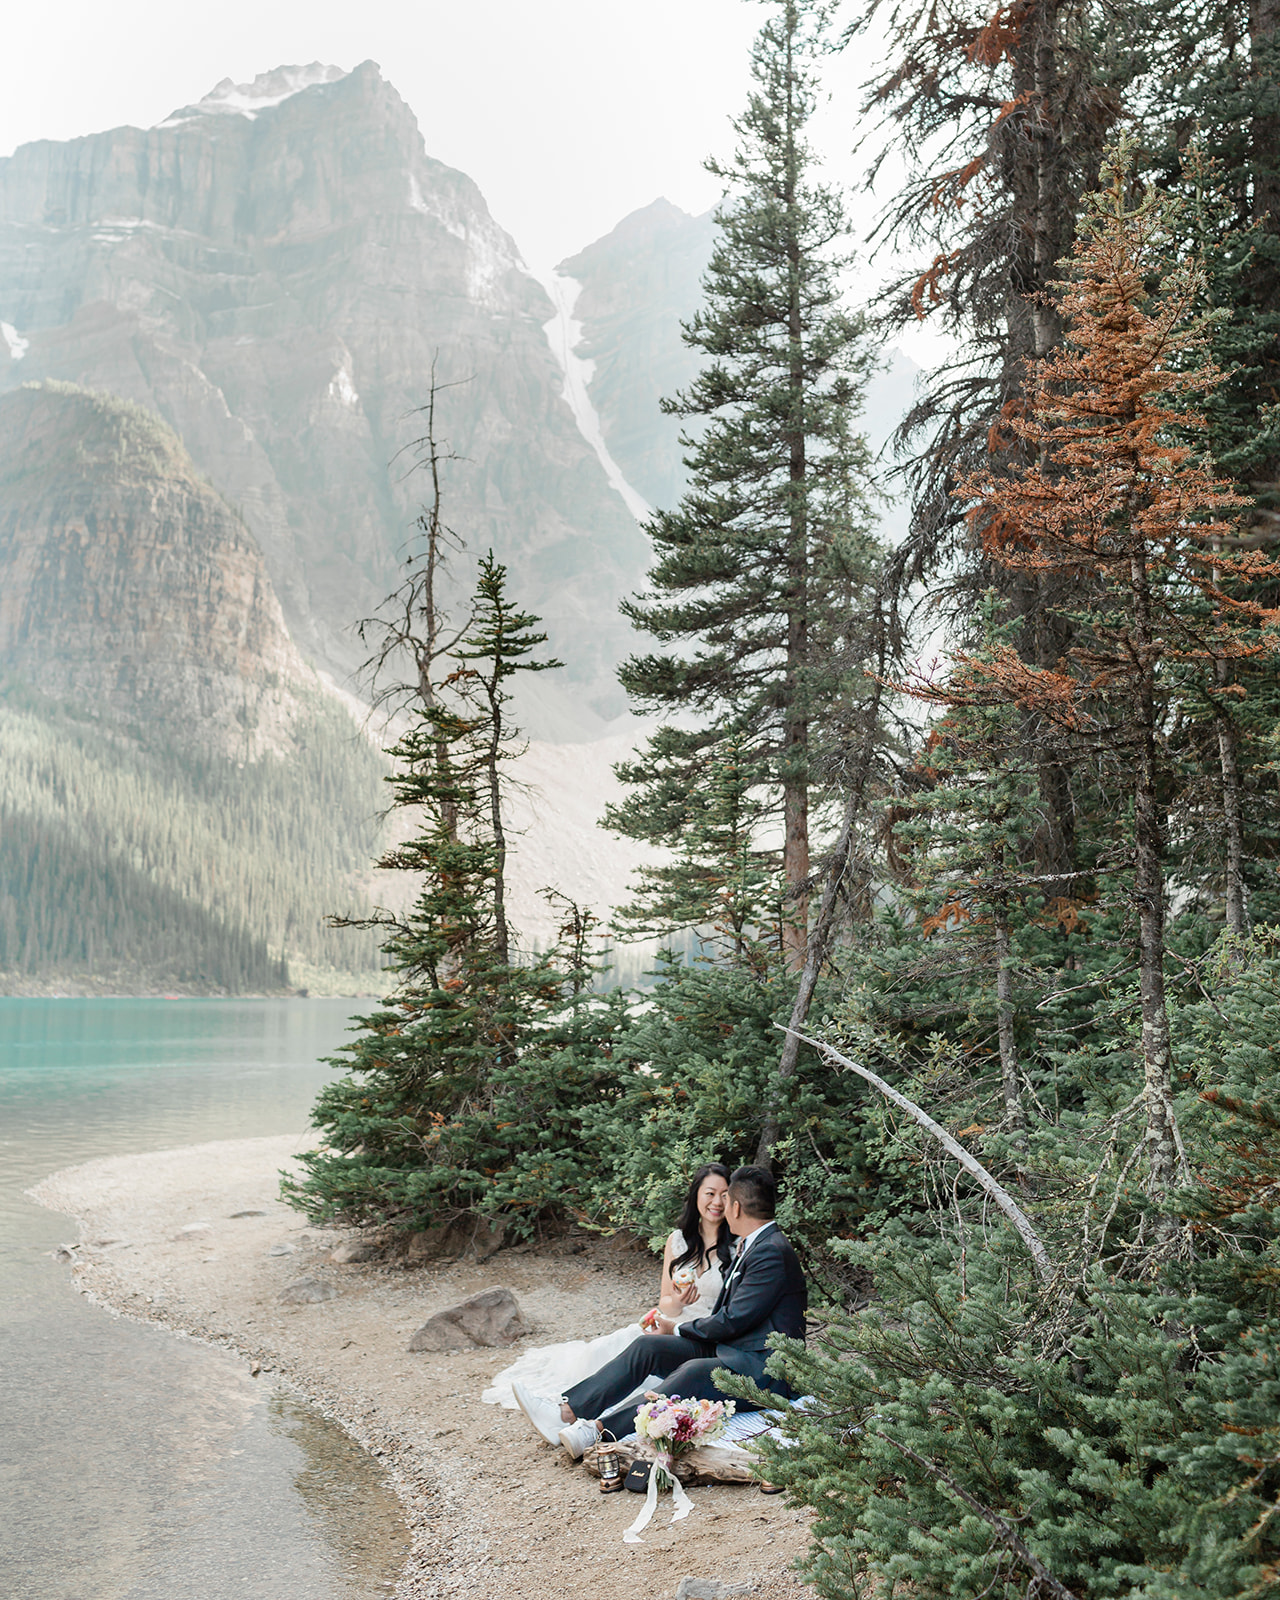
[481,1163,732,1409]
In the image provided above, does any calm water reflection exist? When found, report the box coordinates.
[0,998,409,1600]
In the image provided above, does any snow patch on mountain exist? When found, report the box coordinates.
[328,366,360,409]
[407,173,524,304]
[158,64,347,127]
[1,323,28,361]
[408,173,465,239]
[541,273,651,523]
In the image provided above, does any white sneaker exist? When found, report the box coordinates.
[512,1382,564,1446]
[558,1417,600,1459]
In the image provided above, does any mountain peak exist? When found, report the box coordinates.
[557,198,715,276]
[158,63,348,127]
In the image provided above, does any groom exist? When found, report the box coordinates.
[514,1165,807,1457]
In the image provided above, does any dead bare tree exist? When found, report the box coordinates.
[355,362,473,726]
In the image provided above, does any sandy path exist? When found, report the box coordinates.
[30,1136,813,1599]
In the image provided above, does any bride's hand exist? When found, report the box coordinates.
[678,1280,699,1306]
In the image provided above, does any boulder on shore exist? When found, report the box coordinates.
[278,1275,338,1304]
[398,1215,507,1265]
[328,1237,380,1264]
[408,1287,528,1352]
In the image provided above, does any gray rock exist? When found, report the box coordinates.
[230,1210,267,1218]
[408,1287,528,1353]
[173,1222,212,1239]
[278,1276,338,1305]
[468,1218,507,1263]
[675,1582,757,1600]
[401,1215,507,1265]
[329,1238,380,1264]
[269,1242,296,1256]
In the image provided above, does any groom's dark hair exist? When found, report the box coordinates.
[728,1165,776,1219]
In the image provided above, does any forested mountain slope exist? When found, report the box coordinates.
[0,382,387,993]
[0,383,312,758]
[0,692,387,994]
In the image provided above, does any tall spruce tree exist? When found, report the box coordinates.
[1144,0,1280,513]
[890,619,1059,1145]
[954,158,1280,1204]
[607,0,882,970]
[1135,118,1280,931]
[285,554,627,1236]
[842,0,1135,900]
[844,0,1126,598]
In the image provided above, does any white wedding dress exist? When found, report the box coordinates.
[481,1229,728,1408]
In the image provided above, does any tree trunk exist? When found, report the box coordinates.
[756,797,855,1166]
[755,617,889,1168]
[781,7,810,973]
[484,675,510,969]
[1252,0,1280,228]
[1002,0,1070,394]
[1216,700,1249,937]
[1029,0,1066,363]
[1210,557,1248,936]
[1130,562,1179,1199]
[993,901,1026,1141]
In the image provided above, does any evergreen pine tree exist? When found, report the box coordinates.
[751,935,1280,1600]
[285,555,624,1235]
[1145,0,1280,511]
[607,0,882,969]
[611,736,780,968]
[889,617,1062,1142]
[954,155,1280,1203]
[841,0,1126,624]
[1133,157,1280,934]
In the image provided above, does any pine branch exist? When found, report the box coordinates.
[778,1027,1055,1280]
[871,1430,1082,1600]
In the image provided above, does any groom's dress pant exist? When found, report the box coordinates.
[563,1333,764,1441]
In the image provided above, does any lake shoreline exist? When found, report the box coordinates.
[0,980,381,999]
[31,1136,811,1600]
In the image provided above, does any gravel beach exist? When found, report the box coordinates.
[30,1135,814,1599]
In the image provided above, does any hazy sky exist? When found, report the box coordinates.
[3,0,768,268]
[2,0,944,361]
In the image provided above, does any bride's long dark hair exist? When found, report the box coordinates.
[671,1162,733,1275]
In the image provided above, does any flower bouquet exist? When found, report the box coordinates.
[622,1393,735,1543]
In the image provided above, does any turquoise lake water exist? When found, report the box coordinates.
[0,997,410,1600]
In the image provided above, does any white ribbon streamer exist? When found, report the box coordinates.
[622,1456,695,1543]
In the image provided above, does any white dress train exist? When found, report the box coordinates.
[481,1229,728,1408]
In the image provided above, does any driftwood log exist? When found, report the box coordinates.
[583,1441,759,1486]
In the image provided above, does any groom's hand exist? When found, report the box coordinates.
[653,1314,677,1336]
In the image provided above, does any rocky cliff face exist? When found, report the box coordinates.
[560,199,921,545]
[0,382,313,758]
[0,63,648,731]
[558,199,717,513]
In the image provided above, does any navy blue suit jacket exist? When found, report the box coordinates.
[678,1223,807,1384]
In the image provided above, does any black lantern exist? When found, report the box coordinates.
[597,1432,624,1494]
